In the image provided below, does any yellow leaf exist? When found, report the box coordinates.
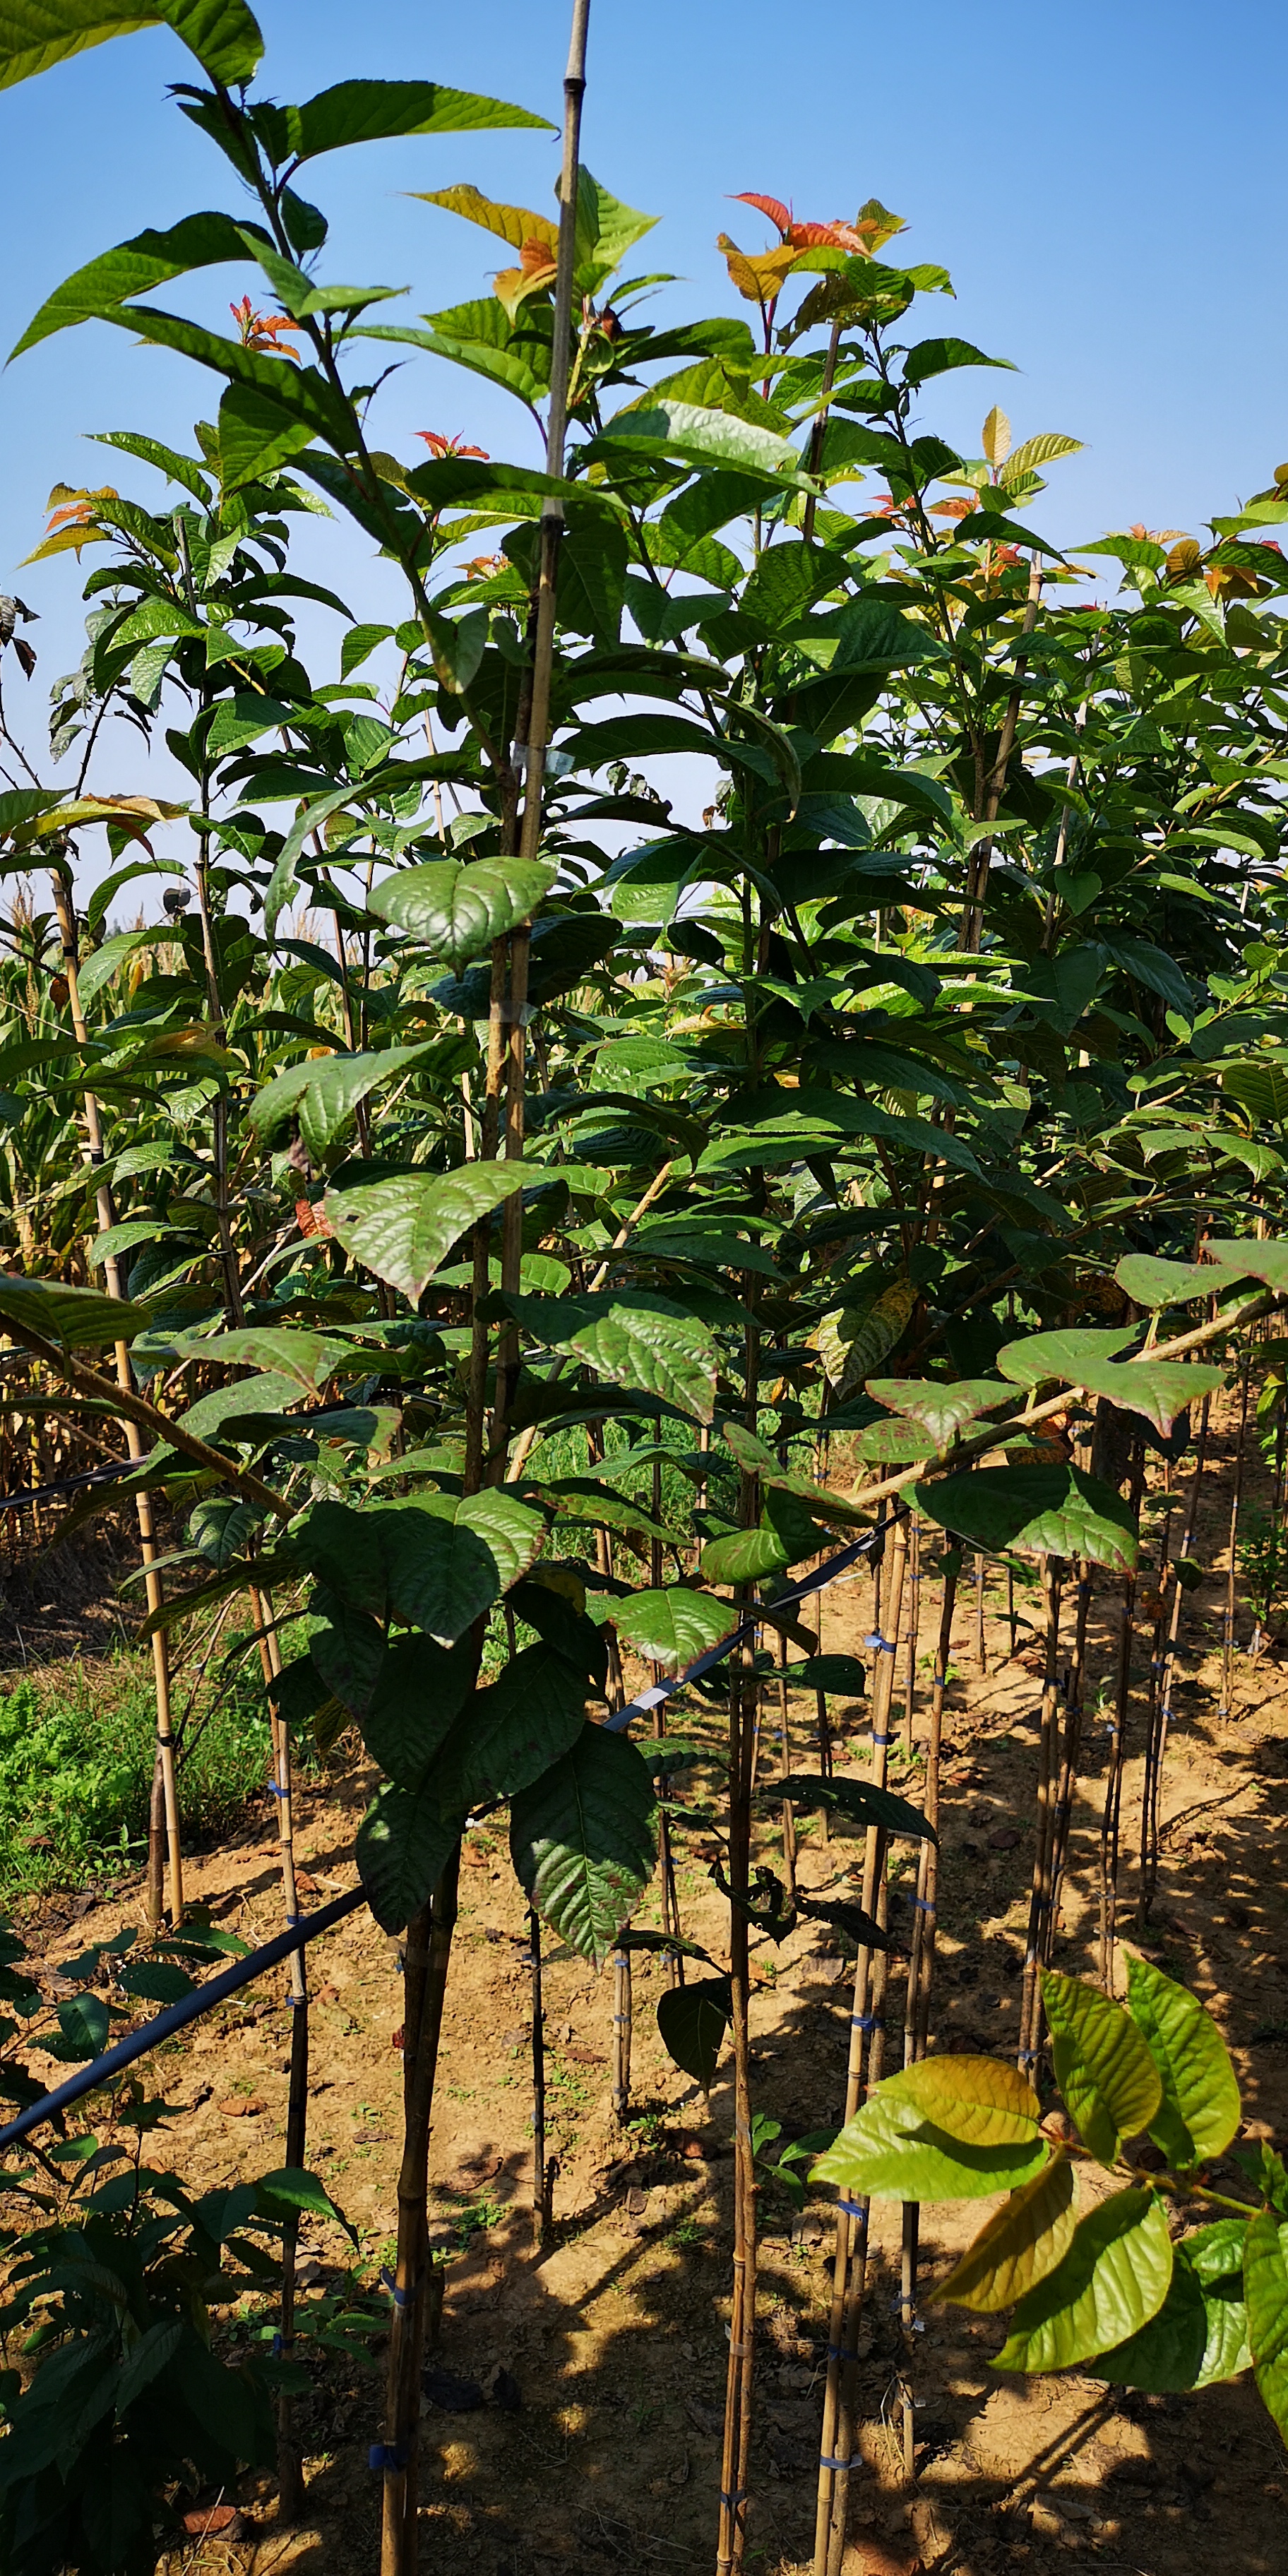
[930,2154,1077,2313]
[716,233,802,306]
[413,183,558,257]
[982,407,1012,467]
[881,2053,1042,2141]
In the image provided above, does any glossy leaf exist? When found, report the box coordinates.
[1092,2229,1250,2392]
[1042,1969,1162,2163]
[868,1376,1012,1446]
[657,1976,732,2087]
[172,1326,350,1395]
[357,1776,463,1933]
[559,1294,717,1424]
[996,2190,1173,2373]
[367,857,556,968]
[998,1325,1224,1436]
[247,1042,440,1164]
[610,1587,734,1672]
[1244,2211,1288,2441]
[286,78,553,163]
[323,1162,527,1301]
[700,1524,789,1584]
[13,210,268,357]
[775,1773,934,1843]
[359,1634,475,1789]
[412,1489,547,1594]
[778,1654,868,1697]
[0,1275,152,1350]
[815,2056,1046,2202]
[913,1465,1138,1572]
[1113,1254,1228,1309]
[509,1721,657,1968]
[1125,1954,1241,2165]
[931,2154,1077,2313]
[0,0,262,94]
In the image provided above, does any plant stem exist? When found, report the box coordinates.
[379,1848,460,2576]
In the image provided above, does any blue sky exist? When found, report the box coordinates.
[2,0,1286,890]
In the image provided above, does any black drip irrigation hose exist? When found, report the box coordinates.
[0,1517,899,2154]
[0,1886,364,2153]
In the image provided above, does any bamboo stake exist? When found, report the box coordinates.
[611,1940,632,2123]
[49,865,182,1928]
[777,1625,797,1908]
[813,1514,908,2576]
[1220,1361,1251,1723]
[1048,1558,1092,1944]
[529,1907,551,2245]
[1017,1556,1063,2074]
[1141,1395,1211,1916]
[973,1550,988,1674]
[1099,1436,1146,1988]
[379,1853,460,2576]
[250,1579,308,2521]
[896,1555,955,2485]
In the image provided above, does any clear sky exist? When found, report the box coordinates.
[2,0,1287,887]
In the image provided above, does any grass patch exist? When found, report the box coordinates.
[0,1628,302,1897]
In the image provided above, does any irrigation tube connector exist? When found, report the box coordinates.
[0,1517,898,2152]
[603,1516,898,1736]
[0,1885,364,2154]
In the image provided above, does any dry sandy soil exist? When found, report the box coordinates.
[8,1405,1288,2576]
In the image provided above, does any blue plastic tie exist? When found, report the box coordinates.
[272,2332,283,2356]
[837,2197,867,2219]
[864,1632,897,1656]
[819,2453,853,2473]
[852,2012,878,2032]
[720,2489,748,2510]
[871,1731,891,1747]
[369,2444,409,2474]
[381,2267,417,2310]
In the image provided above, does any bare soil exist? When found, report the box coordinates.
[10,1407,1288,2576]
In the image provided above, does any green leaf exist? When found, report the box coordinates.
[117,1960,196,2004]
[298,1499,499,1645]
[0,1275,151,1350]
[173,1325,350,1395]
[360,1634,475,1789]
[1112,1254,1222,1309]
[12,210,268,357]
[599,399,797,477]
[778,1655,868,1697]
[310,1602,385,1719]
[51,1993,112,2059]
[116,2320,184,2418]
[552,1293,717,1425]
[913,1465,1138,1573]
[261,785,361,937]
[254,2165,357,2246]
[413,1490,547,1594]
[356,1778,461,1935]
[996,2189,1173,2373]
[287,77,553,163]
[219,381,314,490]
[656,1976,732,2087]
[1125,1955,1241,2165]
[997,1325,1224,1435]
[700,1524,789,1584]
[1042,1969,1162,2162]
[247,1042,439,1164]
[1204,1236,1288,1296]
[0,0,261,95]
[901,336,1016,388]
[931,2154,1077,2313]
[443,1643,592,1808]
[609,1587,733,1672]
[1245,2211,1288,2441]
[814,2098,1047,2205]
[509,1722,657,1969]
[852,1419,937,1465]
[1090,2244,1208,2392]
[367,857,556,968]
[1188,2221,1253,2386]
[323,1161,527,1302]
[774,1772,934,1844]
[868,1376,1011,1447]
[814,2056,1047,2202]
[816,1284,915,1394]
